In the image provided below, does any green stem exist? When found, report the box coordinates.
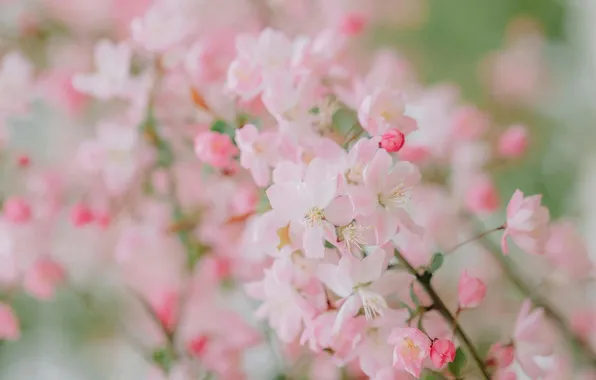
[394,250,491,380]
[478,233,596,367]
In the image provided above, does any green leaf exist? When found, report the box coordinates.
[152,347,175,373]
[324,240,335,249]
[428,253,444,274]
[210,120,236,140]
[409,282,420,307]
[448,347,467,377]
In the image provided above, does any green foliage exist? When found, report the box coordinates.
[448,347,468,377]
[428,253,444,274]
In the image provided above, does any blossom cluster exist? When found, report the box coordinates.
[0,0,593,379]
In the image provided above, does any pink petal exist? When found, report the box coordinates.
[364,150,392,193]
[324,196,354,226]
[353,248,386,284]
[303,226,325,259]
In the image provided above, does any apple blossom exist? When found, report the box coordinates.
[457,271,487,309]
[502,189,550,255]
[388,327,431,378]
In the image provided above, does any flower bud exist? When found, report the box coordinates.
[379,128,405,153]
[498,125,528,158]
[465,176,500,215]
[194,131,238,168]
[0,303,19,340]
[430,339,456,369]
[70,202,94,227]
[458,271,487,309]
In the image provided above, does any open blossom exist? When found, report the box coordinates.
[388,327,431,378]
[316,248,388,332]
[429,339,456,369]
[502,189,550,255]
[514,300,554,378]
[358,87,417,136]
[349,149,422,244]
[235,124,275,187]
[457,271,487,309]
[72,40,133,100]
[267,158,353,258]
[194,131,238,169]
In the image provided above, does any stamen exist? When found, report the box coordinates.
[303,207,325,227]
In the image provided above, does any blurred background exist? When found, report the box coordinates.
[0,0,594,379]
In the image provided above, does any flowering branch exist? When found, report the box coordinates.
[477,231,596,367]
[394,249,491,379]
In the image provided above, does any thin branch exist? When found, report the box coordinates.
[444,225,505,256]
[393,249,491,380]
[477,232,596,367]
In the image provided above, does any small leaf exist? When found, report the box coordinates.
[409,282,420,307]
[152,347,175,373]
[324,240,335,249]
[448,347,467,377]
[428,253,444,273]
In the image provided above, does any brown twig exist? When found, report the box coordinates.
[393,249,491,380]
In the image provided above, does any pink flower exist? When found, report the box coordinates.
[545,221,593,278]
[316,248,388,332]
[72,40,132,100]
[150,290,178,333]
[267,158,352,258]
[71,202,95,227]
[514,300,554,378]
[457,271,487,309]
[2,196,32,224]
[338,12,367,36]
[450,105,489,140]
[487,342,515,369]
[388,327,431,378]
[235,124,273,187]
[429,339,456,369]
[194,131,238,169]
[24,258,66,301]
[498,125,528,158]
[502,190,550,255]
[465,175,500,215]
[0,302,19,340]
[349,149,422,244]
[358,86,417,136]
[130,2,193,53]
[379,129,405,153]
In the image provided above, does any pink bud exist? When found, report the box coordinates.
[339,12,367,36]
[430,339,456,369]
[24,258,66,301]
[465,176,500,215]
[188,335,209,357]
[451,106,489,140]
[152,291,178,333]
[379,128,406,153]
[457,271,486,309]
[16,154,31,168]
[0,302,19,340]
[94,210,112,229]
[70,203,94,227]
[3,197,32,224]
[487,342,515,369]
[498,125,528,158]
[194,131,238,168]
